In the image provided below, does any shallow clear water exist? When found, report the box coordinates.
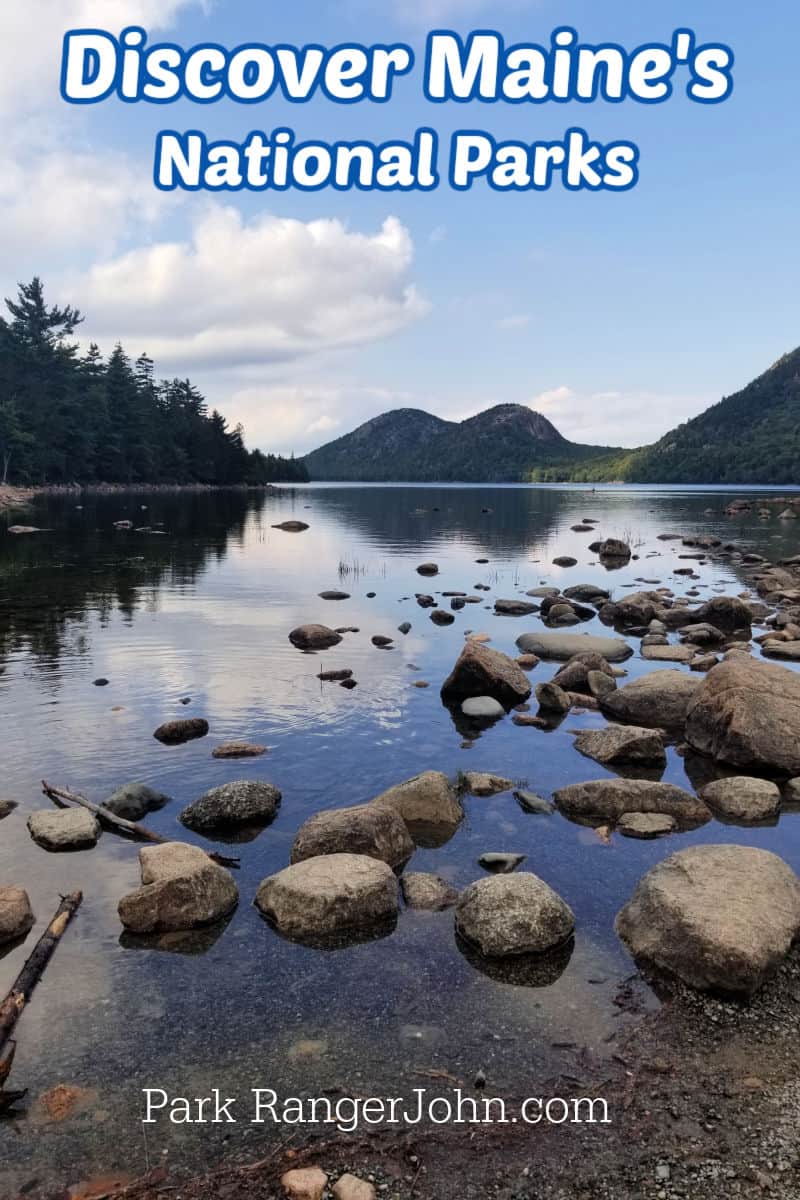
[2,483,800,1194]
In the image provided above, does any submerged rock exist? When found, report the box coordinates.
[698,776,781,823]
[514,790,555,815]
[256,854,398,941]
[104,782,172,820]
[153,717,209,744]
[573,725,667,768]
[289,625,343,651]
[616,812,676,839]
[291,802,414,869]
[441,640,532,709]
[479,852,526,873]
[180,780,281,832]
[118,842,239,933]
[462,695,505,719]
[554,779,709,826]
[686,656,800,774]
[401,872,459,910]
[616,845,800,995]
[0,886,35,945]
[318,590,349,600]
[601,670,699,730]
[211,742,268,759]
[272,520,309,532]
[28,808,100,851]
[455,873,574,958]
[516,631,633,663]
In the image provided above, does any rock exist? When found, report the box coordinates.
[430,609,455,626]
[527,586,560,598]
[761,640,800,661]
[553,652,615,693]
[441,640,532,708]
[288,625,343,650]
[401,872,459,910]
[281,1167,328,1200]
[28,808,100,851]
[615,845,800,994]
[318,669,353,682]
[180,781,281,832]
[601,670,699,729]
[211,742,268,758]
[318,590,349,600]
[416,594,436,608]
[256,854,398,941]
[153,717,209,744]
[598,538,631,560]
[373,771,462,829]
[679,622,727,646]
[272,521,309,532]
[118,843,238,933]
[416,562,439,576]
[535,682,571,714]
[340,678,358,690]
[333,1175,376,1200]
[641,642,696,663]
[693,596,753,631]
[554,779,709,826]
[563,584,610,602]
[698,776,781,822]
[0,886,35,945]
[7,525,42,534]
[104,782,172,820]
[617,812,676,839]
[479,852,526,873]
[0,799,17,819]
[462,772,513,796]
[291,803,414,869]
[587,669,616,699]
[574,725,666,768]
[93,677,109,686]
[514,790,554,815]
[397,622,412,635]
[691,653,720,672]
[495,599,538,616]
[516,632,633,663]
[371,634,394,646]
[686,656,800,774]
[553,556,577,567]
[456,874,574,958]
[462,696,505,719]
[516,653,540,670]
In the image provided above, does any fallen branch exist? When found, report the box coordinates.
[41,781,239,869]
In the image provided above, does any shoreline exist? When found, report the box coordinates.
[0,482,286,512]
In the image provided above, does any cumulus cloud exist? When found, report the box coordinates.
[72,207,427,369]
[530,386,715,448]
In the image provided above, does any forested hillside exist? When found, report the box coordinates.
[0,278,307,486]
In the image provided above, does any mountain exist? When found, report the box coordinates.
[303,404,619,482]
[303,347,800,484]
[610,348,800,484]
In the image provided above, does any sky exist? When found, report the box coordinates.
[2,0,799,456]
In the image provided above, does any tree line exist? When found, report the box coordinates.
[0,278,308,486]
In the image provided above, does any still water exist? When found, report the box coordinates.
[1,483,800,1194]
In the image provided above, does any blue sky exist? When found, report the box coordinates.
[3,0,799,454]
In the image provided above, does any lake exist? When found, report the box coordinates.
[2,482,800,1195]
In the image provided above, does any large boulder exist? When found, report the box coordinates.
[698,776,781,823]
[372,771,462,830]
[686,656,800,775]
[574,725,666,768]
[693,596,753,631]
[554,779,709,826]
[104,782,171,821]
[455,873,574,958]
[180,781,281,832]
[118,843,239,933]
[0,886,35,945]
[255,854,399,940]
[291,803,414,869]
[440,641,531,708]
[28,808,100,851]
[603,591,662,626]
[289,624,343,650]
[616,845,800,994]
[516,632,632,663]
[601,670,699,730]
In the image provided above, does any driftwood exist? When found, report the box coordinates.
[0,891,83,1112]
[41,780,240,869]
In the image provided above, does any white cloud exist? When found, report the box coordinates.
[530,385,715,447]
[73,207,427,369]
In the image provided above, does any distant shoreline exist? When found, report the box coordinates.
[0,482,286,512]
